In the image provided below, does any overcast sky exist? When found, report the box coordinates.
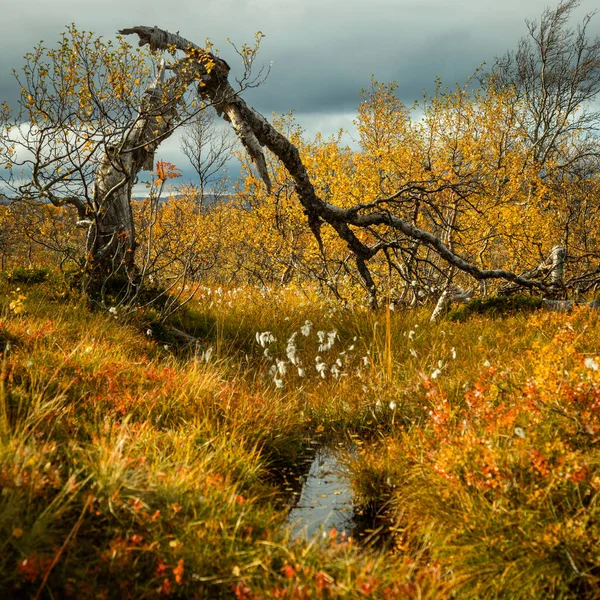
[1,0,599,189]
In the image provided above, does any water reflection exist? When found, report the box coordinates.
[287,446,354,540]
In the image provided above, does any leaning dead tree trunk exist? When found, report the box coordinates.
[121,26,552,307]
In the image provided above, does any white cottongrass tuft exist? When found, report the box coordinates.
[584,357,599,371]
[300,320,313,337]
[276,360,287,376]
[286,333,298,364]
[256,331,276,348]
[315,356,327,378]
[317,330,338,352]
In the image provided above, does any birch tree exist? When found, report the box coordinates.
[490,0,600,287]
[0,27,246,297]
[119,27,554,307]
[4,19,593,308]
[180,105,234,206]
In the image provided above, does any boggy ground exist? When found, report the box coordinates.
[1,272,599,598]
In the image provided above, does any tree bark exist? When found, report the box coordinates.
[86,60,182,280]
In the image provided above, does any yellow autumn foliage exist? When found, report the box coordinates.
[2,73,599,305]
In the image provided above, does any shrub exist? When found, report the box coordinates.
[4,267,50,285]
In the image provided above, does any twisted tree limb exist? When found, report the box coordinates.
[122,26,551,306]
[120,27,271,192]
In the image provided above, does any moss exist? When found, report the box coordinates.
[449,294,544,321]
[3,267,50,284]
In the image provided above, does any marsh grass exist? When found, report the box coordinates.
[0,276,599,597]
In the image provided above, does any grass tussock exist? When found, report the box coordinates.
[0,276,599,598]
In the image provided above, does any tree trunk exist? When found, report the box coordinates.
[86,60,179,284]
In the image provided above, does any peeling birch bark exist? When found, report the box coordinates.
[548,245,566,286]
[222,104,271,192]
[429,285,472,322]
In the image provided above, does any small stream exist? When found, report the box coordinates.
[286,445,355,540]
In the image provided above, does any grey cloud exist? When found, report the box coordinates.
[4,0,597,113]
[1,0,599,189]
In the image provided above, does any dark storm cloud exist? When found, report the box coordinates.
[4,0,598,114]
[1,0,599,187]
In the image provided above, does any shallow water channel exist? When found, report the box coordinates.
[286,445,356,540]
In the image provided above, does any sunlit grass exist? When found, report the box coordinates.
[1,277,599,597]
